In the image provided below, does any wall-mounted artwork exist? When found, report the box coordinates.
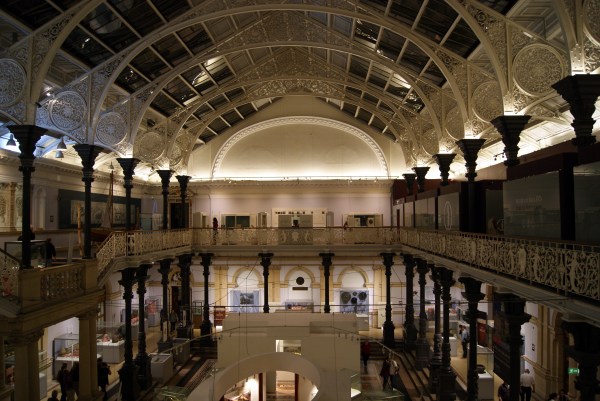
[58,189,141,229]
[231,290,260,313]
[340,290,368,314]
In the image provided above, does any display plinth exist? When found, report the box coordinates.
[96,340,125,364]
[478,371,494,400]
[150,353,173,383]
[172,338,190,365]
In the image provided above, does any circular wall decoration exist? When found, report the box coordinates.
[584,0,600,45]
[49,91,86,131]
[134,131,164,161]
[295,277,305,285]
[96,112,127,146]
[472,81,503,122]
[513,44,566,96]
[0,59,26,107]
[169,143,183,166]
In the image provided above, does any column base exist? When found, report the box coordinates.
[200,320,213,345]
[403,324,418,350]
[382,320,395,348]
[157,339,174,352]
[177,325,193,339]
[437,369,457,401]
[118,362,140,401]
[134,353,153,390]
[415,338,431,370]
[428,357,442,392]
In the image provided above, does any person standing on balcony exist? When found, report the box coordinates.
[45,237,56,267]
[212,217,219,244]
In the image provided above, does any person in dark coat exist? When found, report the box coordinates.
[56,363,69,401]
[45,237,56,267]
[97,357,111,401]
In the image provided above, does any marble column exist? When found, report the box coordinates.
[10,330,43,401]
[402,253,418,350]
[116,158,140,231]
[199,253,214,344]
[497,293,530,401]
[78,309,98,401]
[319,252,334,313]
[177,253,193,339]
[415,258,430,369]
[437,267,456,401]
[135,263,152,389]
[156,169,172,229]
[259,253,273,313]
[562,321,600,401]
[459,276,485,401]
[176,175,191,228]
[456,138,486,233]
[428,263,442,392]
[381,252,395,348]
[11,125,46,268]
[157,258,173,352]
[73,144,103,259]
[118,267,140,401]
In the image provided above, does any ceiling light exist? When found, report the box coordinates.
[6,134,16,147]
[55,150,64,159]
[56,137,67,150]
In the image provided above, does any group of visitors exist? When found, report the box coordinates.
[498,368,568,401]
[379,355,401,391]
[56,362,79,401]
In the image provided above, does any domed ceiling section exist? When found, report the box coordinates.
[213,117,389,179]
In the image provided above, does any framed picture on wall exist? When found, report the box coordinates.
[340,290,368,314]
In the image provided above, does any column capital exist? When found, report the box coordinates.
[199,253,214,267]
[73,144,103,172]
[78,308,98,321]
[9,125,47,169]
[459,276,485,303]
[412,166,430,193]
[433,153,456,186]
[156,169,173,189]
[456,138,486,181]
[116,157,140,186]
[402,173,416,195]
[176,175,191,194]
[380,252,395,267]
[8,329,43,346]
[490,115,532,167]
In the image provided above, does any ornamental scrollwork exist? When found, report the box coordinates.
[49,91,87,131]
[584,0,600,46]
[445,107,464,140]
[0,59,26,107]
[583,38,600,72]
[421,129,439,156]
[513,44,566,96]
[96,112,127,146]
[472,81,503,122]
[134,131,165,162]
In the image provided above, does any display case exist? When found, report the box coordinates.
[120,308,148,338]
[150,353,173,383]
[146,297,161,327]
[4,240,46,268]
[96,322,125,364]
[52,333,79,378]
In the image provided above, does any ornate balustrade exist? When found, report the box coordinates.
[399,228,600,302]
[0,250,19,302]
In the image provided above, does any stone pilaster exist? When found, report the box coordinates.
[78,309,99,401]
[9,330,43,401]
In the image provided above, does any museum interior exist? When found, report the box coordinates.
[0,0,599,400]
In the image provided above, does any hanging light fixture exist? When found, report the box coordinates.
[55,150,64,159]
[56,136,67,150]
[6,134,16,147]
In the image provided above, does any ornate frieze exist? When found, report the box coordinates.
[49,91,87,131]
[96,112,127,146]
[513,44,567,96]
[134,131,165,162]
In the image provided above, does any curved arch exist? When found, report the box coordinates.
[212,116,390,178]
[190,352,322,401]
[283,266,317,287]
[334,266,369,287]
[231,266,264,288]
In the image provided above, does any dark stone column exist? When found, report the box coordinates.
[415,258,430,369]
[433,153,456,186]
[402,173,416,196]
[459,277,485,401]
[428,263,442,392]
[157,258,173,352]
[156,170,172,229]
[73,144,103,259]
[437,267,456,401]
[490,115,532,167]
[402,253,418,350]
[319,252,334,313]
[177,253,193,339]
[11,125,46,268]
[135,263,152,389]
[259,253,273,313]
[118,267,140,401]
[552,74,600,147]
[562,322,600,401]
[199,253,214,344]
[412,166,430,193]
[456,138,486,233]
[381,252,395,348]
[116,158,140,231]
[497,294,530,401]
[176,175,191,228]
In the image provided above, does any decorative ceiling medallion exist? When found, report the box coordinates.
[0,59,26,107]
[421,129,439,156]
[96,112,127,146]
[169,143,183,166]
[584,0,600,46]
[472,81,503,122]
[134,131,164,161]
[49,91,86,131]
[513,44,566,96]
[445,107,464,140]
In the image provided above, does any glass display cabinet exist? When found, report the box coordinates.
[52,333,79,378]
[4,240,46,267]
[146,297,161,327]
[96,322,125,364]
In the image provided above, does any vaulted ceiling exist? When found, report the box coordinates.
[0,0,598,181]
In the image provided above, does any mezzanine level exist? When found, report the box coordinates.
[1,227,599,326]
